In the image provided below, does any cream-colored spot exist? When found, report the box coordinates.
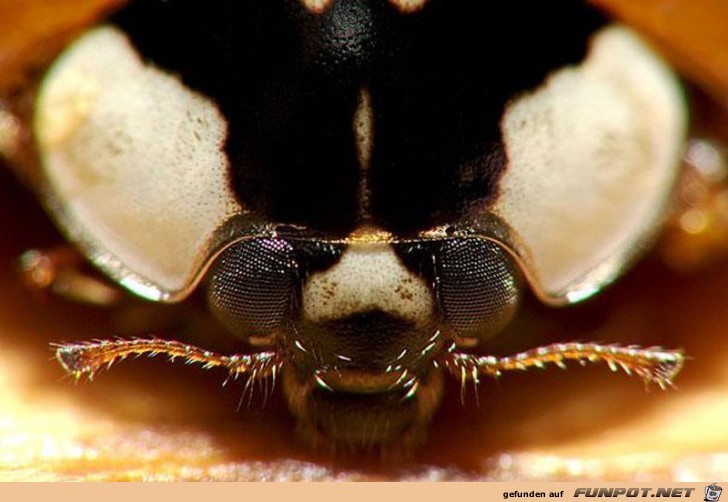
[354,88,374,218]
[303,242,433,323]
[300,0,334,14]
[35,26,243,301]
[493,26,686,304]
[354,88,374,171]
[389,0,429,14]
[36,70,99,148]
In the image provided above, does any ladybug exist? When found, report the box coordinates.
[1,0,687,450]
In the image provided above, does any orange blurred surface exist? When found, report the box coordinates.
[0,0,727,481]
[594,0,728,110]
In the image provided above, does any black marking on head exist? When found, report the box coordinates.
[112,0,606,235]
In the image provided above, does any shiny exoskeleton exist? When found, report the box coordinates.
[7,0,688,450]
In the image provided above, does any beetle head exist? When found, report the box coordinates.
[205,231,522,447]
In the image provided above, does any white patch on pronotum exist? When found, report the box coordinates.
[354,87,374,219]
[303,242,434,324]
[354,87,374,172]
[35,26,242,300]
[493,26,686,303]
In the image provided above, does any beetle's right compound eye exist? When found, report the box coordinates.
[437,239,522,342]
[207,239,296,339]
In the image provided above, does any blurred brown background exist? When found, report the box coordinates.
[0,0,727,481]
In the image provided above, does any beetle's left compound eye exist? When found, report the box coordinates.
[437,239,522,342]
[207,239,296,339]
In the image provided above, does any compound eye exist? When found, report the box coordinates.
[437,239,521,341]
[207,239,296,339]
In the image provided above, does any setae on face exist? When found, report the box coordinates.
[5,0,723,465]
